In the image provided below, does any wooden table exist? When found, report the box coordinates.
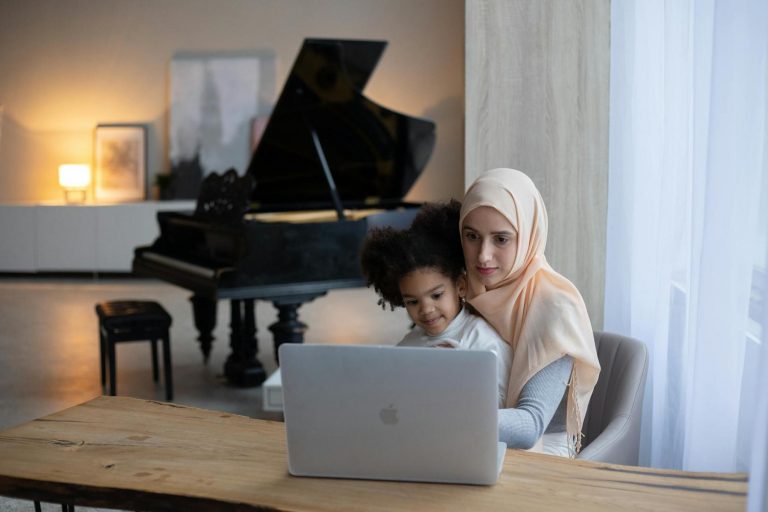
[0,396,747,511]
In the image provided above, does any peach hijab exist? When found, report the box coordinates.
[460,168,600,454]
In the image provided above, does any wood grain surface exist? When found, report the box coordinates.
[465,0,610,328]
[0,397,747,511]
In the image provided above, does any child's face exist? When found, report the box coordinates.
[461,206,518,288]
[399,268,465,336]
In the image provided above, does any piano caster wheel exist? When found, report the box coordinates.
[224,356,266,387]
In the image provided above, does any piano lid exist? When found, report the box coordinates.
[246,38,436,209]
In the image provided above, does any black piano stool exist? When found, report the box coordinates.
[95,300,173,401]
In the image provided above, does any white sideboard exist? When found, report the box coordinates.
[0,201,195,272]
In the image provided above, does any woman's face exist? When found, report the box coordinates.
[461,206,518,288]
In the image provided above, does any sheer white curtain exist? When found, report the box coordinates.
[605,0,768,486]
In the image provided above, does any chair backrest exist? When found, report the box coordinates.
[577,331,648,465]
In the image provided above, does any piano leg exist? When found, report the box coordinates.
[224,298,266,387]
[269,298,310,365]
[190,294,217,362]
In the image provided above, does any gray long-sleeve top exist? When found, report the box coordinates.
[498,355,573,449]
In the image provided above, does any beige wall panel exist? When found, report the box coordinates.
[0,0,464,203]
[465,0,609,328]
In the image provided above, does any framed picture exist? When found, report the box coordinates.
[168,51,275,198]
[94,124,147,202]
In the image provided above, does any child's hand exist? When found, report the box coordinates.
[428,339,460,349]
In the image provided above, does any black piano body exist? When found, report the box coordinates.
[133,38,436,386]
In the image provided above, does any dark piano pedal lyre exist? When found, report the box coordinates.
[133,38,436,387]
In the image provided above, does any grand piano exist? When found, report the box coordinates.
[133,38,436,386]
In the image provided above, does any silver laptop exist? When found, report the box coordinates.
[279,344,506,485]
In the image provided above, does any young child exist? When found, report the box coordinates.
[360,201,511,406]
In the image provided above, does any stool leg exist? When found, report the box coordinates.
[162,333,173,402]
[34,501,41,512]
[99,329,106,387]
[108,340,117,397]
[151,339,159,382]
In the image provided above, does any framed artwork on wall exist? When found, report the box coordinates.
[168,50,275,198]
[94,124,147,203]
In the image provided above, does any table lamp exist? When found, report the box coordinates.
[58,164,90,204]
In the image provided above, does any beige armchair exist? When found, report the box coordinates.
[577,331,649,465]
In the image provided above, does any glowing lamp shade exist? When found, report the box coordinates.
[58,164,91,188]
[58,164,91,203]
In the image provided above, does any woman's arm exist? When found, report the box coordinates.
[498,356,573,449]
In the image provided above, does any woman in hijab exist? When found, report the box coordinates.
[460,168,600,457]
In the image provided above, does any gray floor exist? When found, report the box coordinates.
[0,276,410,511]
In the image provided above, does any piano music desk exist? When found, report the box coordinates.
[0,396,747,511]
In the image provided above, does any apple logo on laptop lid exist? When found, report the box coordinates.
[379,404,399,425]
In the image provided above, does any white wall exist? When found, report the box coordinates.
[0,0,464,203]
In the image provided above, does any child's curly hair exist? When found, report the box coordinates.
[360,199,464,309]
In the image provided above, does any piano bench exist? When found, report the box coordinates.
[95,300,174,402]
